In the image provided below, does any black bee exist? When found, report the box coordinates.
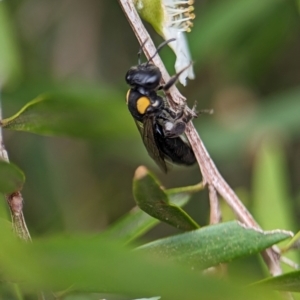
[125,39,197,173]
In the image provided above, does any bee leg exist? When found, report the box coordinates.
[163,120,186,138]
[181,101,198,122]
[162,62,193,91]
[162,106,183,119]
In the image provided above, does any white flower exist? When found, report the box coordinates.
[134,0,195,86]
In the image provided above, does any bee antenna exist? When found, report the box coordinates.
[145,38,176,66]
[137,39,149,65]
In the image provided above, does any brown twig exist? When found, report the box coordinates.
[208,184,221,225]
[118,0,283,276]
[0,95,31,242]
[6,192,31,241]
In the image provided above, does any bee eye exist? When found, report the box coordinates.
[144,74,159,88]
[146,81,155,87]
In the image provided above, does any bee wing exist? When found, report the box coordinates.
[135,118,168,173]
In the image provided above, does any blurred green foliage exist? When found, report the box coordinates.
[0,218,287,300]
[0,0,300,298]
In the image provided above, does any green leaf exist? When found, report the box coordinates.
[102,206,159,244]
[0,161,25,193]
[133,166,200,231]
[251,139,298,268]
[138,221,292,269]
[252,139,294,231]
[103,181,204,244]
[1,91,132,139]
[255,270,300,292]
[0,222,282,299]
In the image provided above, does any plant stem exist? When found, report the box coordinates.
[0,90,31,241]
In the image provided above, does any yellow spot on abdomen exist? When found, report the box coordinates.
[137,96,150,114]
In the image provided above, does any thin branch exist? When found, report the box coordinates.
[6,192,31,241]
[118,0,283,276]
[0,90,31,241]
[208,184,221,224]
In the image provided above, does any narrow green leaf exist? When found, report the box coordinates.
[255,270,300,292]
[102,206,159,244]
[251,139,298,269]
[0,222,281,299]
[1,91,131,139]
[103,182,204,244]
[133,166,200,231]
[252,140,295,231]
[138,221,292,269]
[0,161,25,193]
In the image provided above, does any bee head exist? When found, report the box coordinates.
[125,63,162,92]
